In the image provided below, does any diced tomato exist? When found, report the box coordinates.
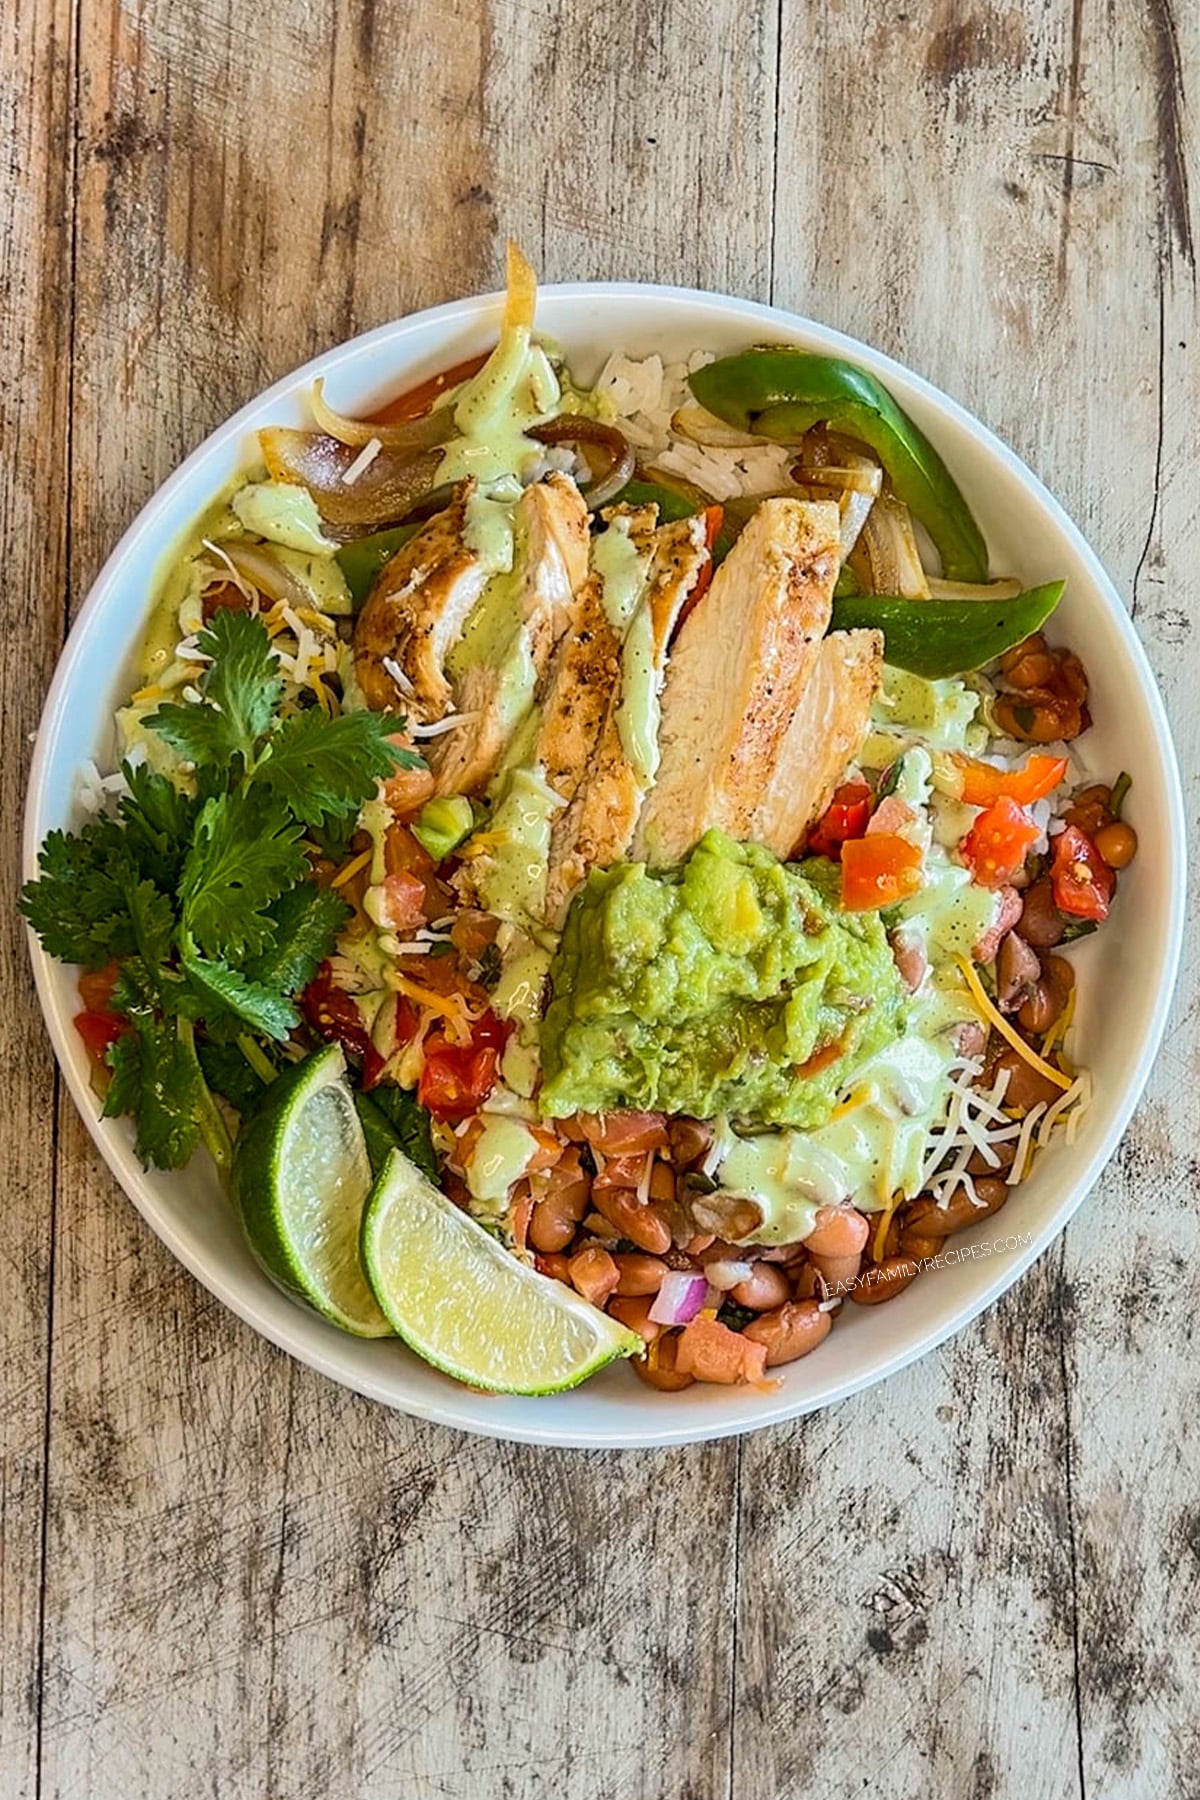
[840,833,923,910]
[376,870,427,934]
[592,1153,652,1191]
[1050,825,1115,921]
[961,797,1041,889]
[953,752,1069,809]
[417,1009,512,1121]
[575,1110,670,1155]
[368,350,493,424]
[78,961,121,1015]
[73,1009,128,1062]
[381,766,437,820]
[384,822,444,915]
[301,963,372,1059]
[808,782,874,859]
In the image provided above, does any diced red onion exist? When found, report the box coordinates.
[648,1271,709,1326]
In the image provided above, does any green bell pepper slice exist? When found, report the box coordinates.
[689,348,988,584]
[335,522,423,609]
[831,581,1064,679]
[608,475,738,562]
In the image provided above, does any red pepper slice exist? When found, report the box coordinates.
[809,782,874,859]
[368,351,493,424]
[78,960,122,1015]
[301,963,371,1059]
[961,796,1041,889]
[1050,824,1115,920]
[953,752,1069,809]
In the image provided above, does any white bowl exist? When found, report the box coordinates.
[24,283,1185,1448]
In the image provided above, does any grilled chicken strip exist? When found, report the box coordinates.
[751,628,884,858]
[630,498,842,867]
[431,474,590,797]
[545,511,711,923]
[353,483,489,718]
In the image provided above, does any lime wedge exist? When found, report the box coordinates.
[360,1150,641,1393]
[232,1045,391,1337]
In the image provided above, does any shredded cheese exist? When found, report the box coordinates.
[341,436,382,486]
[1008,1102,1049,1184]
[388,973,476,1045]
[330,849,372,888]
[954,955,1072,1092]
[873,1196,900,1263]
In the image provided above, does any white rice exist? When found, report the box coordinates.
[595,350,794,503]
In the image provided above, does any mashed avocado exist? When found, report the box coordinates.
[538,830,907,1128]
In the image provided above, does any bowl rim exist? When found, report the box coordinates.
[24,279,1187,1448]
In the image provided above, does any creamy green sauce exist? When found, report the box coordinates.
[472,766,563,927]
[862,665,987,763]
[616,604,661,787]
[465,1113,540,1211]
[439,329,559,487]
[716,976,976,1238]
[493,937,553,1097]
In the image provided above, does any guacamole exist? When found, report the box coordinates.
[538,830,907,1128]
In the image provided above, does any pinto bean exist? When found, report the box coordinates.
[613,1253,670,1296]
[743,1299,832,1366]
[649,1162,676,1204]
[590,1188,673,1255]
[967,1137,1018,1175]
[1017,877,1067,948]
[803,1204,870,1259]
[567,1245,620,1308]
[904,1180,1010,1240]
[997,931,1041,1009]
[792,1261,821,1300]
[667,1117,714,1168]
[608,1295,661,1344]
[990,1046,1066,1114]
[898,1230,943,1260]
[687,1192,764,1241]
[729,1262,793,1311]
[848,1255,919,1305]
[535,1252,572,1283]
[1017,978,1065,1036]
[809,1251,862,1293]
[972,884,1024,964]
[632,1331,694,1391]
[528,1178,590,1253]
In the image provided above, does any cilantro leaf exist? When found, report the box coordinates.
[126,879,176,970]
[104,1012,203,1170]
[146,611,282,770]
[356,1084,438,1182]
[180,788,308,961]
[20,822,143,967]
[118,762,197,886]
[178,948,299,1041]
[197,1039,272,1115]
[255,708,420,825]
[244,885,349,997]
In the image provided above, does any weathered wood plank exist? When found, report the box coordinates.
[734,2,1181,1794]
[38,1,778,1795]
[1062,4,1200,1790]
[0,3,77,1796]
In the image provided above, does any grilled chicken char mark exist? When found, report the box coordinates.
[545,510,712,925]
[431,474,591,798]
[750,627,884,858]
[353,482,490,719]
[631,497,842,868]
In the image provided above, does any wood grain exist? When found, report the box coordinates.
[0,3,77,1797]
[4,0,1198,1796]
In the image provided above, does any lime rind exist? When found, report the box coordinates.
[232,1044,392,1338]
[361,1149,640,1394]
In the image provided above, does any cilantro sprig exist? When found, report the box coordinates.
[21,610,422,1173]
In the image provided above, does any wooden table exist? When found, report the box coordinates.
[4,3,1197,1794]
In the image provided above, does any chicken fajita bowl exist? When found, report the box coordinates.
[23,251,1184,1444]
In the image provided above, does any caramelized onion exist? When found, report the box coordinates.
[846,489,930,597]
[531,415,635,509]
[259,427,443,534]
[219,541,308,606]
[310,378,458,451]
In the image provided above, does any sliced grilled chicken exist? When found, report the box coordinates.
[353,483,489,718]
[630,498,842,867]
[751,628,884,857]
[431,474,590,797]
[545,511,711,923]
